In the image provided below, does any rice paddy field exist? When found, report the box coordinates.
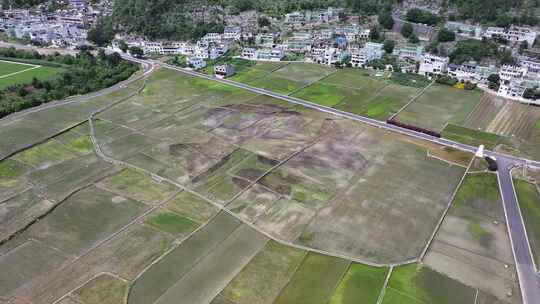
[423,173,521,303]
[0,59,60,89]
[0,64,523,304]
[230,62,540,161]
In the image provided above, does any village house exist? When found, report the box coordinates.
[187,57,206,69]
[350,42,384,67]
[484,26,537,45]
[498,65,529,98]
[223,26,242,40]
[445,21,483,40]
[214,64,235,78]
[393,44,424,62]
[418,53,449,76]
[241,47,284,61]
[255,33,276,46]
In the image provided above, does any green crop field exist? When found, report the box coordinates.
[0,60,60,89]
[330,263,388,304]
[395,85,483,132]
[274,253,350,304]
[384,264,476,304]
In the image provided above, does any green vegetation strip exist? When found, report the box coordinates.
[442,124,505,150]
[514,179,540,267]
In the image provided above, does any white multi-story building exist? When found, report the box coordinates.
[223,26,241,40]
[393,45,424,62]
[418,54,449,76]
[241,47,284,61]
[497,65,529,98]
[505,27,537,45]
[257,48,285,61]
[521,58,540,75]
[484,26,537,45]
[313,47,341,65]
[201,32,222,43]
[255,33,276,46]
[499,65,528,81]
[350,42,383,67]
[285,11,305,23]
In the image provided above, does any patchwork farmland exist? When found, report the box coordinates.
[0,65,521,304]
[229,62,540,162]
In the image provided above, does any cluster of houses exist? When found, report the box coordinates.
[446,22,537,46]
[110,5,540,101]
[0,0,101,48]
[113,27,243,69]
[412,51,540,101]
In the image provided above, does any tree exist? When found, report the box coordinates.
[87,16,115,47]
[257,16,271,27]
[383,40,395,53]
[408,33,420,44]
[369,26,381,41]
[437,28,455,43]
[405,8,439,25]
[129,46,144,58]
[487,74,500,90]
[118,40,128,53]
[498,49,516,65]
[401,23,413,38]
[519,40,528,54]
[378,11,394,30]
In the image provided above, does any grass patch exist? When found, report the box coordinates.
[73,274,127,304]
[292,82,344,107]
[0,60,33,76]
[0,64,60,89]
[99,168,177,205]
[514,179,540,267]
[145,211,198,236]
[13,139,79,169]
[274,253,350,304]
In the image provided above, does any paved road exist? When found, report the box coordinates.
[497,159,540,304]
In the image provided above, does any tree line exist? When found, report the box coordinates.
[0,48,138,118]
